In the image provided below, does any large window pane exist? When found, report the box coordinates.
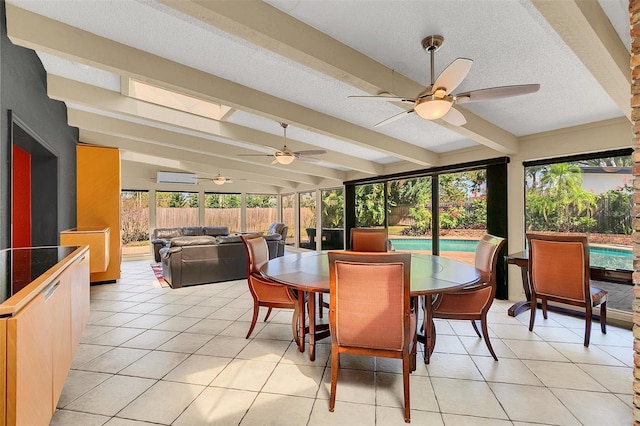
[156,191,198,227]
[204,192,240,233]
[321,188,344,250]
[525,154,632,312]
[281,194,295,245]
[299,192,315,249]
[354,183,385,227]
[246,194,277,233]
[386,177,432,252]
[525,157,632,261]
[121,190,150,256]
[437,170,487,264]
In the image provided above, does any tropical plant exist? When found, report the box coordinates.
[355,183,385,226]
[322,189,344,228]
[525,163,597,232]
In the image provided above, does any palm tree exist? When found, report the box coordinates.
[532,163,596,231]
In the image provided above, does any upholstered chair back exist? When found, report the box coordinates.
[350,228,388,252]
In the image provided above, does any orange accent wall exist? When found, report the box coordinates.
[12,146,31,248]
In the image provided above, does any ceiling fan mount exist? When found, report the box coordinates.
[349,34,540,127]
[421,35,444,53]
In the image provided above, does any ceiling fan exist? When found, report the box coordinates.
[210,171,234,185]
[349,35,540,127]
[238,122,327,164]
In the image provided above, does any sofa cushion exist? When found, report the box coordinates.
[268,222,286,236]
[264,233,282,241]
[216,235,243,244]
[203,226,230,237]
[182,227,205,236]
[169,235,217,247]
[153,228,184,240]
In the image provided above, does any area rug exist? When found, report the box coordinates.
[150,264,169,287]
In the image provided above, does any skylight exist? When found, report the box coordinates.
[127,79,227,120]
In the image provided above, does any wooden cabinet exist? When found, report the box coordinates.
[0,246,89,426]
[77,145,121,282]
[60,228,109,273]
[7,292,53,426]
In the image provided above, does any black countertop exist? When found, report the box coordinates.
[0,246,79,305]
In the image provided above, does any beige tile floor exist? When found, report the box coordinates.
[51,258,634,425]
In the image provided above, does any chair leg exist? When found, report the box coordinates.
[528,297,536,332]
[263,307,273,322]
[318,294,323,318]
[402,353,411,423]
[541,298,548,320]
[481,314,498,361]
[329,349,339,412]
[584,306,592,347]
[600,301,607,334]
[291,306,300,345]
[471,320,481,338]
[246,302,260,339]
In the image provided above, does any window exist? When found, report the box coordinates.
[387,177,432,238]
[299,192,316,248]
[204,192,241,233]
[281,194,295,245]
[321,188,344,250]
[121,190,150,256]
[156,191,198,227]
[246,194,277,233]
[524,150,632,273]
[437,171,486,263]
[345,158,508,297]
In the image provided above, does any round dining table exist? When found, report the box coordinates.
[260,251,482,363]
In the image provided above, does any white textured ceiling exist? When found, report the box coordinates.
[5,0,631,192]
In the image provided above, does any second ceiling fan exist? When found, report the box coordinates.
[350,35,540,127]
[238,122,326,165]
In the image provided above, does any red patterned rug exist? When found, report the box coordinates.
[150,264,169,287]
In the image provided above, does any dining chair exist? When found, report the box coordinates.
[430,234,506,361]
[328,251,416,423]
[350,227,389,252]
[526,233,607,347]
[240,235,300,342]
[317,227,391,319]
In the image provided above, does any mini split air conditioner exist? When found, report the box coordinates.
[156,172,198,185]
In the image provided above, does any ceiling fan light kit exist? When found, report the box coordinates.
[213,176,226,185]
[349,35,539,127]
[414,95,452,120]
[274,151,295,164]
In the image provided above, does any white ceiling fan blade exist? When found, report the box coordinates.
[293,149,326,156]
[456,84,540,104]
[348,95,416,103]
[374,109,414,127]
[237,154,272,157]
[433,58,473,95]
[440,107,466,126]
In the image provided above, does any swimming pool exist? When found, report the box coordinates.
[389,238,632,271]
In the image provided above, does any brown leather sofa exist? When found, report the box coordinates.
[151,226,230,262]
[160,234,284,288]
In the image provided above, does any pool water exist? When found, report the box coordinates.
[389,238,632,271]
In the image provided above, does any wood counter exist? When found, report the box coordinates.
[0,245,90,425]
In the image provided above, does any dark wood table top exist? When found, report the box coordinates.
[260,252,482,295]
